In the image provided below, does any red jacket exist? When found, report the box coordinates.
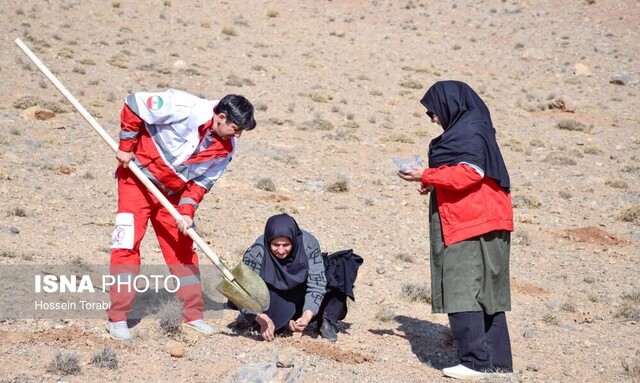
[422,163,514,246]
[119,104,232,218]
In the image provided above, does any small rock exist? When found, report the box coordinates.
[526,364,540,372]
[23,106,56,121]
[276,352,294,368]
[172,60,187,69]
[9,227,19,234]
[594,44,614,54]
[610,71,630,85]
[549,96,576,112]
[573,63,592,76]
[169,342,186,358]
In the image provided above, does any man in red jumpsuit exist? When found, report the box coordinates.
[106,89,256,341]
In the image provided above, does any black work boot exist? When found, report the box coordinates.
[319,320,337,342]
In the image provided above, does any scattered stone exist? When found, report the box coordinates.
[23,106,56,120]
[169,342,186,358]
[548,95,576,112]
[520,48,546,61]
[574,311,592,324]
[573,63,592,76]
[526,364,540,372]
[276,352,294,368]
[594,44,614,54]
[610,71,630,85]
[224,362,304,383]
[172,60,187,69]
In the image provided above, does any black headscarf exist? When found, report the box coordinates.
[259,214,308,291]
[420,80,510,191]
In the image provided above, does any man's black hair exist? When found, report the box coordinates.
[214,94,256,131]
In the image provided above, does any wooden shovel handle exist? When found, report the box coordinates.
[14,38,236,283]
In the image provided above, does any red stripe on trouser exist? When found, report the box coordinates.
[107,168,204,322]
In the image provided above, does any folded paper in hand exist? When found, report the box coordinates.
[392,155,422,173]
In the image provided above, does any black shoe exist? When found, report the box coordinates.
[319,321,337,342]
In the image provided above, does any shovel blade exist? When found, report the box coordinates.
[216,263,270,312]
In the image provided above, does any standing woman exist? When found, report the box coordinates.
[399,81,514,379]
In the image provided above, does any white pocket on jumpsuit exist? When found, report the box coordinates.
[110,213,134,250]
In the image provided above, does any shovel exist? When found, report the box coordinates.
[15,38,270,313]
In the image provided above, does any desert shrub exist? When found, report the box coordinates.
[399,79,423,89]
[156,297,183,334]
[401,283,431,304]
[47,351,81,375]
[615,304,640,321]
[1,250,17,259]
[605,179,628,189]
[621,165,640,174]
[617,204,640,224]
[513,231,531,246]
[385,133,414,144]
[512,195,542,209]
[622,291,640,304]
[502,138,527,152]
[309,90,333,103]
[12,96,65,113]
[622,357,640,379]
[558,191,572,200]
[541,313,560,326]
[583,146,603,155]
[8,207,27,217]
[394,253,416,263]
[375,307,395,322]
[326,177,349,193]
[556,119,593,133]
[255,177,276,192]
[91,347,118,369]
[544,152,576,166]
[221,26,237,36]
[298,118,334,131]
[529,139,545,147]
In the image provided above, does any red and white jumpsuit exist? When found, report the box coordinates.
[107,89,233,322]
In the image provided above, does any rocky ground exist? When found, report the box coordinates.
[0,0,639,382]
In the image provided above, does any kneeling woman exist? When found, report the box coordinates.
[240,213,356,342]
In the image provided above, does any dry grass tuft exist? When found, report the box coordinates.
[47,351,81,375]
[155,297,184,335]
[622,357,640,379]
[615,291,640,322]
[255,177,276,192]
[544,152,577,166]
[326,177,349,193]
[401,283,431,304]
[512,195,542,209]
[542,312,560,326]
[617,203,640,224]
[375,307,396,322]
[605,179,628,189]
[91,347,118,369]
[8,207,27,217]
[394,252,416,263]
[556,119,593,133]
